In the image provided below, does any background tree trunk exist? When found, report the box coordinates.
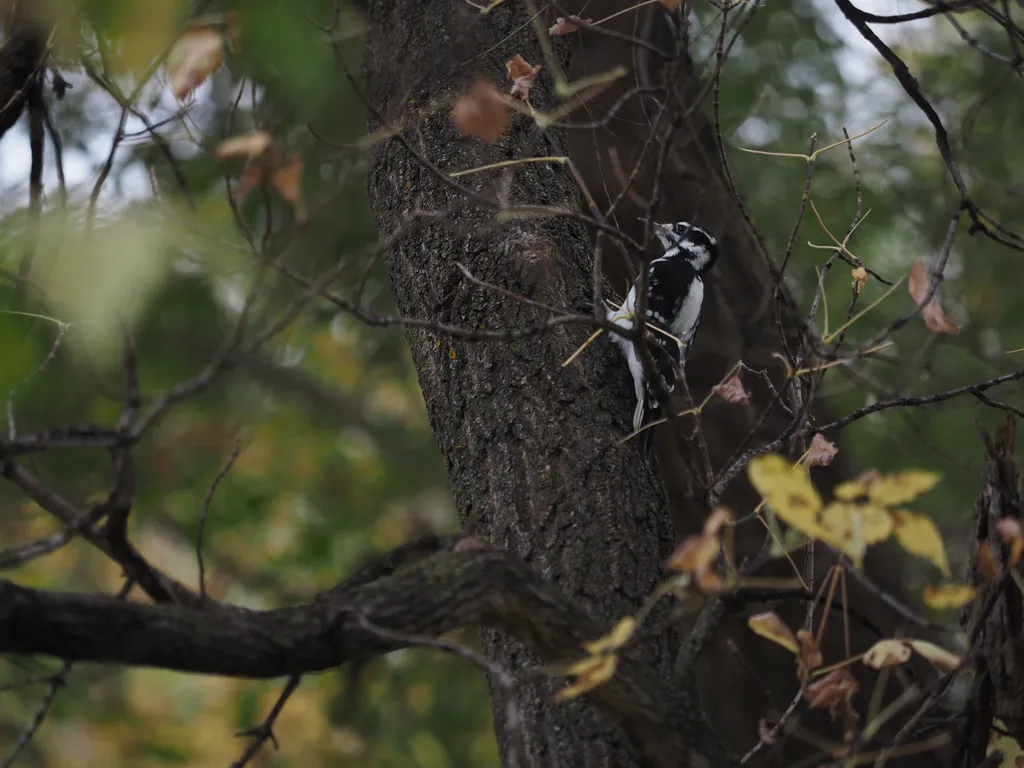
[560,3,947,763]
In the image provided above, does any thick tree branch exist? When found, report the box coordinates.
[0,546,732,768]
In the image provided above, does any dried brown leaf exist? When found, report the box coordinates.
[549,16,591,35]
[506,54,541,103]
[696,568,725,594]
[796,629,823,675]
[804,667,858,722]
[167,27,224,101]
[806,433,838,467]
[851,266,868,294]
[666,534,718,574]
[712,375,749,405]
[908,260,960,335]
[703,506,731,537]
[452,80,509,143]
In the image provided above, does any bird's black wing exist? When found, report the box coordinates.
[638,258,699,423]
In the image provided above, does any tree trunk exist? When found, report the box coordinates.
[364,3,722,767]
[365,1,945,766]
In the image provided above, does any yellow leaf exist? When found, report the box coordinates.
[868,470,940,506]
[583,617,636,655]
[922,583,976,611]
[748,454,824,538]
[818,502,868,564]
[819,502,893,565]
[891,509,950,577]
[863,639,911,669]
[556,654,618,701]
[988,722,1024,767]
[747,612,798,655]
[908,639,962,671]
[834,469,882,501]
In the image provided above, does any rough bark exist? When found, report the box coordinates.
[362,3,724,767]
[0,6,46,140]
[959,417,1024,765]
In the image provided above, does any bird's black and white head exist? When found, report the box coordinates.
[649,220,719,276]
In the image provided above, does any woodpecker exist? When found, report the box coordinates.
[606,220,719,442]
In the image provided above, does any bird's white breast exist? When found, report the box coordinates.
[671,278,703,345]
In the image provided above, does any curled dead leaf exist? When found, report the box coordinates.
[851,266,868,294]
[806,433,838,467]
[666,534,719,575]
[804,667,858,715]
[703,506,731,537]
[452,80,508,143]
[506,54,541,103]
[712,375,749,405]
[748,612,798,656]
[666,507,730,594]
[908,259,960,335]
[549,16,592,35]
[796,629,823,675]
[863,639,911,669]
[167,26,224,101]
